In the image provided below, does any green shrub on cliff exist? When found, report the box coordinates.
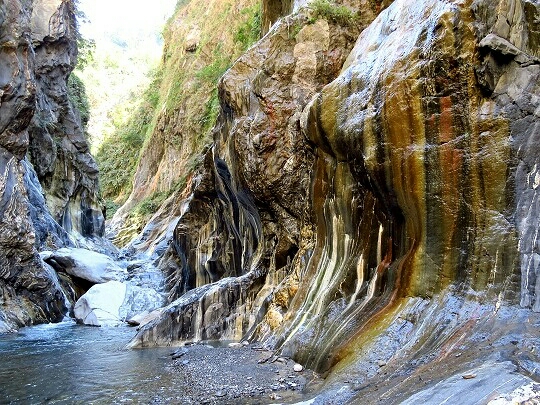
[95,70,161,202]
[309,0,358,25]
[97,0,263,225]
[67,72,90,132]
[234,4,262,51]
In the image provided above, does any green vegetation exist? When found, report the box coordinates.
[90,0,263,224]
[95,70,161,202]
[67,72,90,131]
[200,90,220,134]
[130,176,187,220]
[309,0,359,25]
[234,4,262,51]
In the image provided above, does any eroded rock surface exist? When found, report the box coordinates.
[74,280,165,327]
[28,0,104,240]
[0,0,104,331]
[43,248,126,284]
[129,2,540,396]
[131,0,385,346]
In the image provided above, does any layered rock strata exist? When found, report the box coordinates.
[130,0,540,387]
[130,0,383,345]
[28,0,104,240]
[0,0,104,331]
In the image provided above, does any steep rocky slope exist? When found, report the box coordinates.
[126,0,540,399]
[0,0,104,332]
[106,0,262,247]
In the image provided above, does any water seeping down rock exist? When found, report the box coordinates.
[128,0,540,394]
[0,0,104,332]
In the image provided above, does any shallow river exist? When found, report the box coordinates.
[0,320,180,404]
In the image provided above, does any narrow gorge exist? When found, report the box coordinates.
[1,0,540,403]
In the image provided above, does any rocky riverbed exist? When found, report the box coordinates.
[166,343,321,404]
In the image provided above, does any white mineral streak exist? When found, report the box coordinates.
[281,0,452,351]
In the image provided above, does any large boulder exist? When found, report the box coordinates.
[73,281,126,326]
[43,248,126,284]
[74,281,165,326]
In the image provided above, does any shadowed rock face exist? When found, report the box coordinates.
[28,0,104,240]
[0,0,103,331]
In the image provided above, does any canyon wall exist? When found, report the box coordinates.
[0,0,104,332]
[129,0,540,384]
[108,0,261,247]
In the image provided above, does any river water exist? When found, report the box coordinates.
[0,320,180,404]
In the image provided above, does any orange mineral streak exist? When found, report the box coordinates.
[382,74,427,296]
[438,96,454,144]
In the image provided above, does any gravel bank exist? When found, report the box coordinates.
[166,343,322,404]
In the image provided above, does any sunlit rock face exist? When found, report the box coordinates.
[132,0,539,383]
[131,1,383,346]
[108,0,261,247]
[0,0,102,330]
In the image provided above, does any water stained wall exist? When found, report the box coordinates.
[131,0,540,377]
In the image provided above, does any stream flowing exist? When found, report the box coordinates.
[0,320,181,404]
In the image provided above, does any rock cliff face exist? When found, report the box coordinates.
[0,0,104,332]
[108,0,261,247]
[130,0,540,389]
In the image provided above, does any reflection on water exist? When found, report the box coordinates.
[0,321,181,404]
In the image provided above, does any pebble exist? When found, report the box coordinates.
[378,360,387,367]
[293,363,304,372]
[228,342,243,348]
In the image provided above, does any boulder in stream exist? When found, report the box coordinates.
[74,281,165,326]
[42,248,127,284]
[74,281,127,326]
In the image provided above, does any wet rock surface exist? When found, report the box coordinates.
[132,0,381,349]
[130,0,540,401]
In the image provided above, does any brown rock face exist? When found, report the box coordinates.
[0,0,103,331]
[132,0,539,390]
[261,0,294,34]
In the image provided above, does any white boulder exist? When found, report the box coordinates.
[74,281,165,327]
[120,284,165,320]
[74,281,127,326]
[43,248,126,284]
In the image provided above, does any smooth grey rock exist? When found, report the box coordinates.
[74,279,165,327]
[74,281,127,326]
[45,248,126,284]
[119,284,165,321]
[401,361,535,405]
[479,33,521,56]
[171,347,189,359]
[126,308,163,328]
